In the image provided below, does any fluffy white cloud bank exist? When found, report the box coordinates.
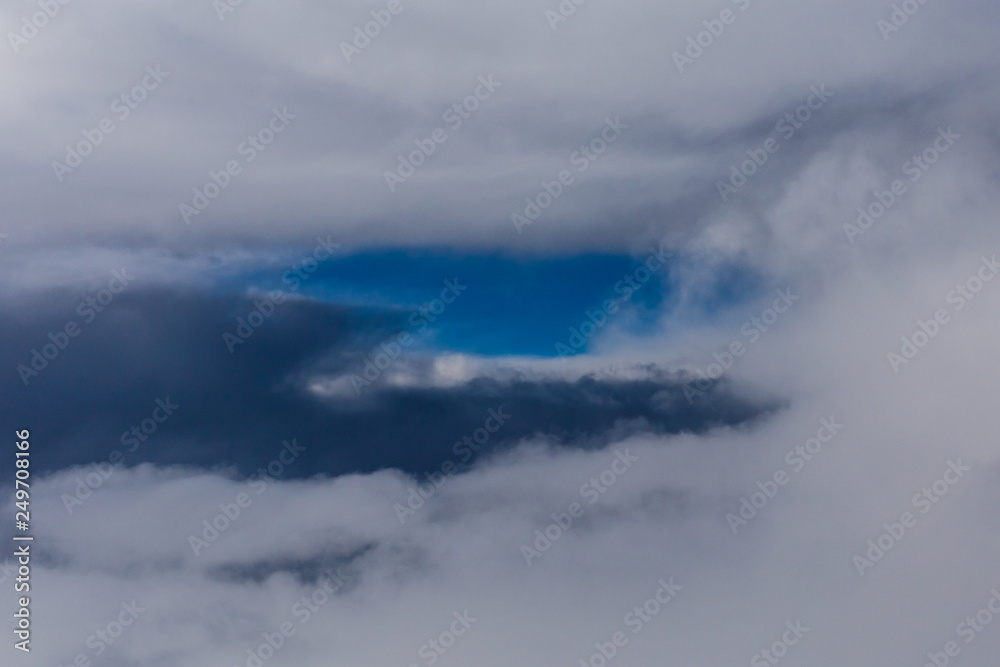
[3,0,1000,664]
[1,0,998,251]
[5,230,1000,665]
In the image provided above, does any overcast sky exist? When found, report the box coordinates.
[3,1,1000,666]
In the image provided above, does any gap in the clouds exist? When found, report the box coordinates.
[238,249,676,357]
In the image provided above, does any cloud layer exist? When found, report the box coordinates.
[3,0,1000,665]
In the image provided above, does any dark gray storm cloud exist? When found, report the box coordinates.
[1,287,774,478]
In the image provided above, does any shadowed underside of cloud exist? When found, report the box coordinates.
[1,287,776,478]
